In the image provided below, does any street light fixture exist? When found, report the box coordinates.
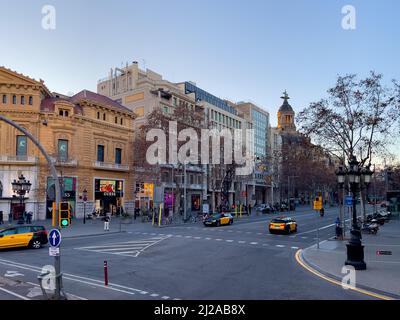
[344,156,366,270]
[11,174,32,224]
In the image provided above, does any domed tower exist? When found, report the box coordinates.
[277,90,296,132]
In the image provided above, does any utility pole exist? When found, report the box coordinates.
[0,115,63,299]
[184,163,187,221]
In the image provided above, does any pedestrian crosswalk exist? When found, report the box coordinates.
[75,236,171,257]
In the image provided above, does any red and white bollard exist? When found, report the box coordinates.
[104,261,108,286]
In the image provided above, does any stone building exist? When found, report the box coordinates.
[0,67,136,221]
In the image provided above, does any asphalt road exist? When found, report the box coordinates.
[0,205,377,300]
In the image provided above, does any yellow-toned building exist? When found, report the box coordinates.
[0,67,135,221]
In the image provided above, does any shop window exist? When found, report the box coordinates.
[97,145,105,162]
[16,135,27,157]
[115,148,122,165]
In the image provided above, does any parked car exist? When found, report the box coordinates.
[0,225,48,250]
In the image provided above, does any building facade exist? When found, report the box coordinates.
[0,67,136,221]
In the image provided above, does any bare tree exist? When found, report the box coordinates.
[297,72,399,166]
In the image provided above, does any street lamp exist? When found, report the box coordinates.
[345,156,366,270]
[11,174,31,224]
[82,188,88,224]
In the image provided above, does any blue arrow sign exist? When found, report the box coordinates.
[48,229,62,247]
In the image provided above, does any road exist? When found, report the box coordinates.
[0,205,377,300]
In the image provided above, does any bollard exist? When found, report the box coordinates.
[104,261,108,286]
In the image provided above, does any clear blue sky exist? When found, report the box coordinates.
[1,0,399,130]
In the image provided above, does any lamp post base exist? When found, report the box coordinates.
[345,243,367,270]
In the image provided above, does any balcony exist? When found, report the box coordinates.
[50,157,78,167]
[0,155,38,165]
[93,161,130,171]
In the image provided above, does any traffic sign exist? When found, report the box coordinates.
[49,247,60,257]
[48,229,62,247]
[345,196,353,206]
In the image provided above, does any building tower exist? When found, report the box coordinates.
[277,90,296,132]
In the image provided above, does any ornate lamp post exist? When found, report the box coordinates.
[11,174,32,224]
[344,156,366,270]
[336,165,346,235]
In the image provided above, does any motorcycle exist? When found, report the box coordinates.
[361,219,379,235]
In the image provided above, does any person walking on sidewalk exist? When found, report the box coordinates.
[103,214,111,231]
[335,217,343,240]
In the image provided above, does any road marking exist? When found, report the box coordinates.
[250,242,258,245]
[0,258,177,300]
[295,250,394,300]
[75,236,170,257]
[238,241,246,244]
[226,240,234,242]
[215,239,222,241]
[276,245,285,248]
[162,296,170,299]
[0,287,30,300]
[291,247,299,250]
[194,237,201,239]
[205,238,212,240]
[4,270,24,278]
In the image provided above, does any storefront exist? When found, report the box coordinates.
[135,182,154,210]
[191,194,201,212]
[46,177,77,219]
[94,179,124,215]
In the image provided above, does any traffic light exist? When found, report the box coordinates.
[59,202,71,227]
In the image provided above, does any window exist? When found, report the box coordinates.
[97,112,100,119]
[21,96,25,105]
[12,95,16,104]
[16,136,27,156]
[115,116,118,124]
[1,228,16,236]
[173,97,177,106]
[59,109,69,117]
[58,139,69,160]
[115,148,122,165]
[97,145,105,162]
[28,96,33,105]
[2,95,6,104]
[103,113,106,121]
[120,118,123,125]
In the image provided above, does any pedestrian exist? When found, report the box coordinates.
[248,204,251,216]
[103,213,111,231]
[335,217,343,240]
[26,211,32,224]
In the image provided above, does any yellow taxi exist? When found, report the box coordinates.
[269,217,297,234]
[0,226,48,250]
[203,213,234,227]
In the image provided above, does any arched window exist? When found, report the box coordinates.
[12,95,16,104]
[28,96,33,105]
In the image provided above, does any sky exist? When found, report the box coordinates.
[1,0,399,158]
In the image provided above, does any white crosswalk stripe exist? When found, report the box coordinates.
[75,236,170,257]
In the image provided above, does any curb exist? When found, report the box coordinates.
[295,249,398,300]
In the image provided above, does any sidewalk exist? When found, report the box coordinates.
[3,217,126,238]
[300,217,400,299]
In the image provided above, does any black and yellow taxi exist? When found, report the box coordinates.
[0,226,48,250]
[269,217,297,234]
[203,213,233,227]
